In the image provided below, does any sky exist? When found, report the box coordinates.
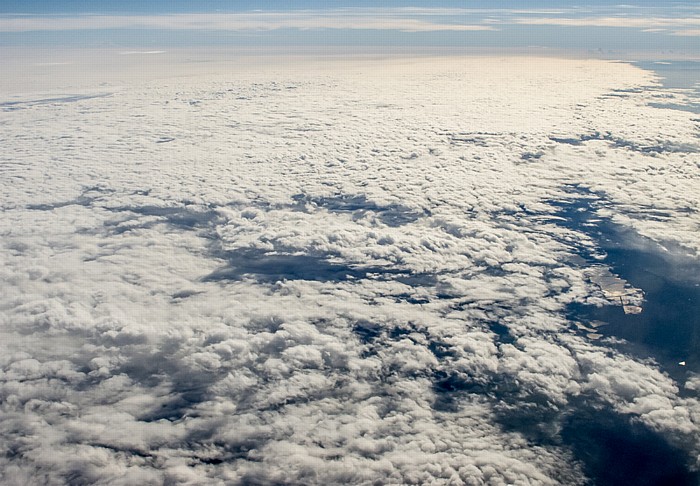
[1,1,700,57]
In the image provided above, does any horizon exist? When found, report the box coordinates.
[1,1,700,59]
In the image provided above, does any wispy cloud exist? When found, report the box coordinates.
[672,29,700,36]
[0,12,496,33]
[514,15,700,30]
[5,7,700,38]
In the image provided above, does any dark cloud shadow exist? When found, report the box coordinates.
[26,186,115,211]
[106,205,222,231]
[550,131,698,154]
[291,193,426,227]
[0,93,112,111]
[204,248,437,286]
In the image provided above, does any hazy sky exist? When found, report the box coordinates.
[1,1,699,56]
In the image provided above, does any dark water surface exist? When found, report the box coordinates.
[636,60,700,114]
[551,187,700,378]
[561,406,699,486]
[534,184,700,484]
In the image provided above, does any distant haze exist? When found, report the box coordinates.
[1,1,700,59]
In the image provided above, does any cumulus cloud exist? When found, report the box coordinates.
[1,52,699,484]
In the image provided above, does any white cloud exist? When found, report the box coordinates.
[1,52,699,484]
[0,12,495,33]
[672,29,700,36]
[514,15,700,31]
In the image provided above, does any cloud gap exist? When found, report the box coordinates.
[546,185,700,376]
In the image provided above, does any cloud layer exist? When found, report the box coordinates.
[1,54,699,484]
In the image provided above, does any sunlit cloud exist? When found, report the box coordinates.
[2,52,700,483]
[0,12,497,33]
[514,16,700,30]
[672,29,700,36]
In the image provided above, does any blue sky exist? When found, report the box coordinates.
[1,1,699,55]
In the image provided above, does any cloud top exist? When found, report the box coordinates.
[1,53,699,484]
